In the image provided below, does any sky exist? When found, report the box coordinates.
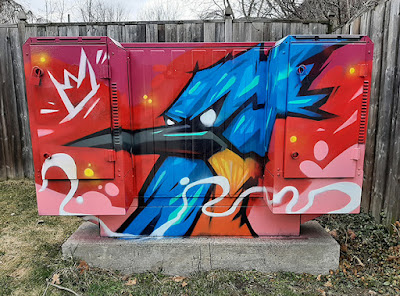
[17,0,198,22]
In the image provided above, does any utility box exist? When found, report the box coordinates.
[23,35,373,237]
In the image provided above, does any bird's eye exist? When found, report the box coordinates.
[166,118,175,126]
[200,109,216,127]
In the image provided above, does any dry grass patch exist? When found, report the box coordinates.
[0,179,399,296]
[0,179,81,295]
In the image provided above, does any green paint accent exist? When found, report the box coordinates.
[168,185,204,225]
[153,130,162,134]
[266,108,272,127]
[208,92,217,103]
[277,71,287,81]
[233,115,245,133]
[216,73,228,85]
[189,81,201,94]
[164,131,207,137]
[169,193,182,205]
[288,99,312,105]
[216,77,236,98]
[239,75,260,97]
[153,171,166,190]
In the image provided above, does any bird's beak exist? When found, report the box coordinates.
[66,125,227,159]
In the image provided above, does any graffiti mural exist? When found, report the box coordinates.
[23,36,373,237]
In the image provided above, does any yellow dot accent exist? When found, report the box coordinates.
[349,67,355,74]
[148,99,153,104]
[84,168,94,177]
[40,57,46,63]
[143,95,148,100]
[290,136,297,143]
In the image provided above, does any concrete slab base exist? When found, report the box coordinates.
[62,221,339,276]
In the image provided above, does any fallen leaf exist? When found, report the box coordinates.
[125,278,137,286]
[317,288,326,296]
[77,260,89,274]
[172,276,186,282]
[51,273,61,285]
[317,274,322,281]
[329,229,338,239]
[324,281,333,288]
[347,229,356,240]
[341,244,348,253]
[181,281,188,287]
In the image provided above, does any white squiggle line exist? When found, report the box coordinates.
[273,182,361,214]
[272,186,299,209]
[39,153,82,215]
[203,186,267,217]
[264,186,274,206]
[151,176,229,236]
[324,182,361,213]
[83,216,140,238]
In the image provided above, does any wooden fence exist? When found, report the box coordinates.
[0,14,398,225]
[20,19,329,43]
[336,0,400,225]
[0,18,329,181]
[0,24,33,179]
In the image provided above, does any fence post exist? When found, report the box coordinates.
[224,6,233,42]
[17,11,27,43]
[16,11,34,178]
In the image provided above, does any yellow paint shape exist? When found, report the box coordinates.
[290,136,297,143]
[143,94,148,100]
[349,67,355,74]
[209,149,257,196]
[84,168,94,177]
[148,99,153,104]
[40,56,46,63]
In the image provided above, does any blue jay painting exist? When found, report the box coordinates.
[68,37,350,237]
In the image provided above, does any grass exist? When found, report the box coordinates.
[0,179,399,296]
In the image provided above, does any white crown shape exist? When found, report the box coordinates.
[48,48,100,124]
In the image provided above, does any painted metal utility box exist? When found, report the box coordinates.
[23,35,373,237]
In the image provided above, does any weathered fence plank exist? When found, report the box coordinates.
[377,0,400,224]
[203,22,216,42]
[361,1,386,212]
[9,27,33,178]
[165,23,178,42]
[370,0,396,219]
[0,28,24,179]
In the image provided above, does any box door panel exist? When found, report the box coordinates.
[283,43,366,179]
[28,44,114,180]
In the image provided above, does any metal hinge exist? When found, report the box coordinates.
[359,64,368,77]
[351,147,361,160]
[99,64,111,79]
[107,150,116,162]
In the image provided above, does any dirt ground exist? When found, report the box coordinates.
[0,179,399,296]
